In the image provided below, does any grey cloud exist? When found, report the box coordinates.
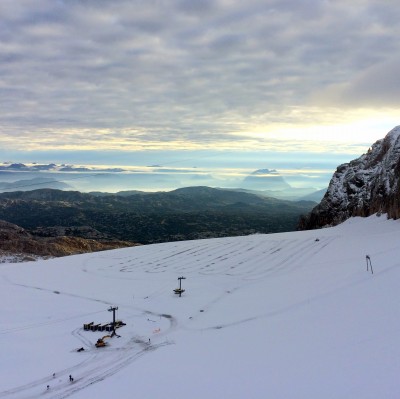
[0,0,399,147]
[313,56,400,108]
[177,0,217,16]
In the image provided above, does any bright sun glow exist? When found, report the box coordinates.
[244,111,398,145]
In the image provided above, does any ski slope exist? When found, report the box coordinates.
[1,214,400,398]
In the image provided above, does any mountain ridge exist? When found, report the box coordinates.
[0,162,324,200]
[0,186,315,247]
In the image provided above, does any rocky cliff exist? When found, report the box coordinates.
[299,126,400,230]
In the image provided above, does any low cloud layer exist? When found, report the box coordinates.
[0,0,399,150]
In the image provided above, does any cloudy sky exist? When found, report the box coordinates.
[0,0,399,189]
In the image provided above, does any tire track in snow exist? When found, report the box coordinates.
[0,314,176,399]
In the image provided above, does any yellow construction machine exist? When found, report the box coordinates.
[95,335,111,348]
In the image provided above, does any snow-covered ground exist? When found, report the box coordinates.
[1,214,400,399]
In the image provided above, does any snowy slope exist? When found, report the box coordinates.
[1,214,400,399]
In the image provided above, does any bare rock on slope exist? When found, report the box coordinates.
[0,220,138,262]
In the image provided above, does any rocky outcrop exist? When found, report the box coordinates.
[299,126,400,230]
[0,220,138,262]
[30,225,110,240]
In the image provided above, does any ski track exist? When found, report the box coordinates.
[2,231,345,398]
[1,275,177,399]
[81,235,338,284]
[0,314,175,399]
[0,340,172,399]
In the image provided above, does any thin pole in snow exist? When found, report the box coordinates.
[366,255,373,274]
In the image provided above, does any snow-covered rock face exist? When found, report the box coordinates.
[299,126,400,229]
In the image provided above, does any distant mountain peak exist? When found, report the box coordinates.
[242,168,291,191]
[250,168,279,175]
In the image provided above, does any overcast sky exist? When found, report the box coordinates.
[0,0,399,187]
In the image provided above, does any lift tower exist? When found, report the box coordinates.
[173,276,186,297]
[108,306,118,336]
